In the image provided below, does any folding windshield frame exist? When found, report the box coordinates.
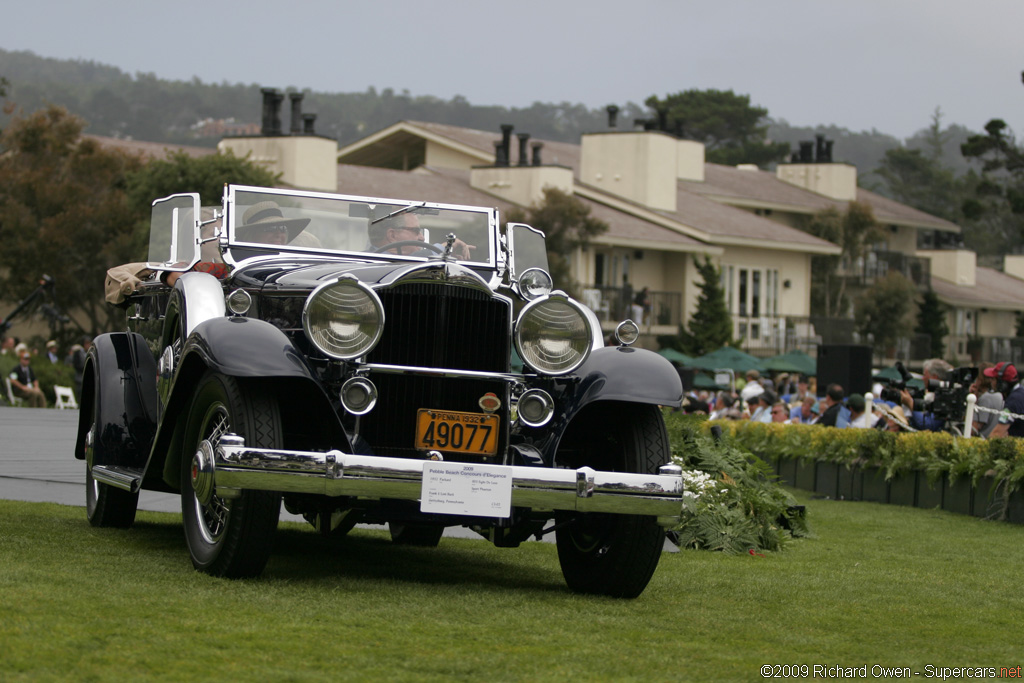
[146,193,201,272]
[222,185,499,269]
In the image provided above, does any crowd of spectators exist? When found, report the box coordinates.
[2,333,92,408]
[681,359,1024,439]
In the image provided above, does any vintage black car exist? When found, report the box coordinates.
[77,184,684,598]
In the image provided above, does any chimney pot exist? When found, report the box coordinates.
[606,105,619,128]
[799,140,814,163]
[260,87,282,136]
[531,141,543,166]
[289,92,304,134]
[493,140,508,167]
[499,124,514,167]
[517,133,531,166]
[302,113,317,135]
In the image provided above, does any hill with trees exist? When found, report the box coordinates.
[5,47,1018,257]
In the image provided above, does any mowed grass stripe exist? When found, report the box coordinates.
[0,492,1021,681]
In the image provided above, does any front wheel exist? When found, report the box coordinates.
[555,403,668,598]
[181,372,282,578]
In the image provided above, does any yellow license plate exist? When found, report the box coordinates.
[415,409,500,456]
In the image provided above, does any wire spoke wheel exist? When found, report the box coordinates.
[181,372,281,578]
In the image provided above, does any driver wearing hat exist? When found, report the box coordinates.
[236,201,311,245]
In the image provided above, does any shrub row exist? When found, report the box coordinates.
[713,421,1024,522]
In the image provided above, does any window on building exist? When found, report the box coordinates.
[738,269,748,317]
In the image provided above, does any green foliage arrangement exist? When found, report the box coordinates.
[718,421,1024,521]
[665,412,809,554]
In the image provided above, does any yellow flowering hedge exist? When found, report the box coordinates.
[712,421,1024,495]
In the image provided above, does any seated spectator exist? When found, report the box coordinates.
[817,384,846,428]
[788,395,818,424]
[771,401,790,423]
[709,394,743,420]
[846,394,879,429]
[750,390,776,424]
[9,351,47,408]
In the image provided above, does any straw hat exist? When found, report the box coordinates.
[237,201,310,242]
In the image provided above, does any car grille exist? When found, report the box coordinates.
[361,282,511,459]
[368,282,510,372]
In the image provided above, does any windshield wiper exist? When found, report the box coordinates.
[370,202,426,225]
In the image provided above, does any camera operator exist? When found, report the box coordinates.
[985,362,1023,439]
[898,358,952,432]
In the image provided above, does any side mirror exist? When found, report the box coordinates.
[507,223,549,280]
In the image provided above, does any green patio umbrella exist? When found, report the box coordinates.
[657,348,695,366]
[692,372,726,389]
[872,366,903,382]
[762,350,816,376]
[688,347,765,374]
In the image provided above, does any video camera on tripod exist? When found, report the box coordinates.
[878,361,977,424]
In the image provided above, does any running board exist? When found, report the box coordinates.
[91,465,143,493]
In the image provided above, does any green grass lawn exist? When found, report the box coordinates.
[1,492,1021,682]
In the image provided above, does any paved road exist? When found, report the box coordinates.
[0,406,677,551]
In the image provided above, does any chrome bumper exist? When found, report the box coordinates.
[212,436,684,526]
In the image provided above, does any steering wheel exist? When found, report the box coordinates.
[372,240,443,254]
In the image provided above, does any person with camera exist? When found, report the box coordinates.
[898,358,952,432]
[985,362,1023,439]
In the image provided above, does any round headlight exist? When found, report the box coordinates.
[302,277,384,359]
[515,293,593,375]
[517,268,553,301]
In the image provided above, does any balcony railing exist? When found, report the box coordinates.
[580,286,681,328]
[836,250,931,288]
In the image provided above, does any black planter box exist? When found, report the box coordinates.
[814,462,840,499]
[916,475,943,510]
[942,476,973,516]
[777,458,798,487]
[888,472,917,507]
[837,464,859,501]
[1006,488,1024,524]
[972,476,998,519]
[794,459,817,492]
[861,467,889,504]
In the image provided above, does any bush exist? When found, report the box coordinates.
[714,419,1024,520]
[665,412,809,554]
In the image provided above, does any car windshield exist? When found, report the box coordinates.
[225,186,496,266]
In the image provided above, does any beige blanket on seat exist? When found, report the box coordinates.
[105,263,155,305]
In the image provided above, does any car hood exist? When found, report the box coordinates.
[232,257,495,293]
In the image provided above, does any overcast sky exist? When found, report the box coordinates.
[3,0,1023,140]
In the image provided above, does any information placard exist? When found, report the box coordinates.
[421,462,512,518]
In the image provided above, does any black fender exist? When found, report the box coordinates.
[74,332,158,471]
[568,345,683,412]
[150,316,348,490]
[527,346,682,464]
